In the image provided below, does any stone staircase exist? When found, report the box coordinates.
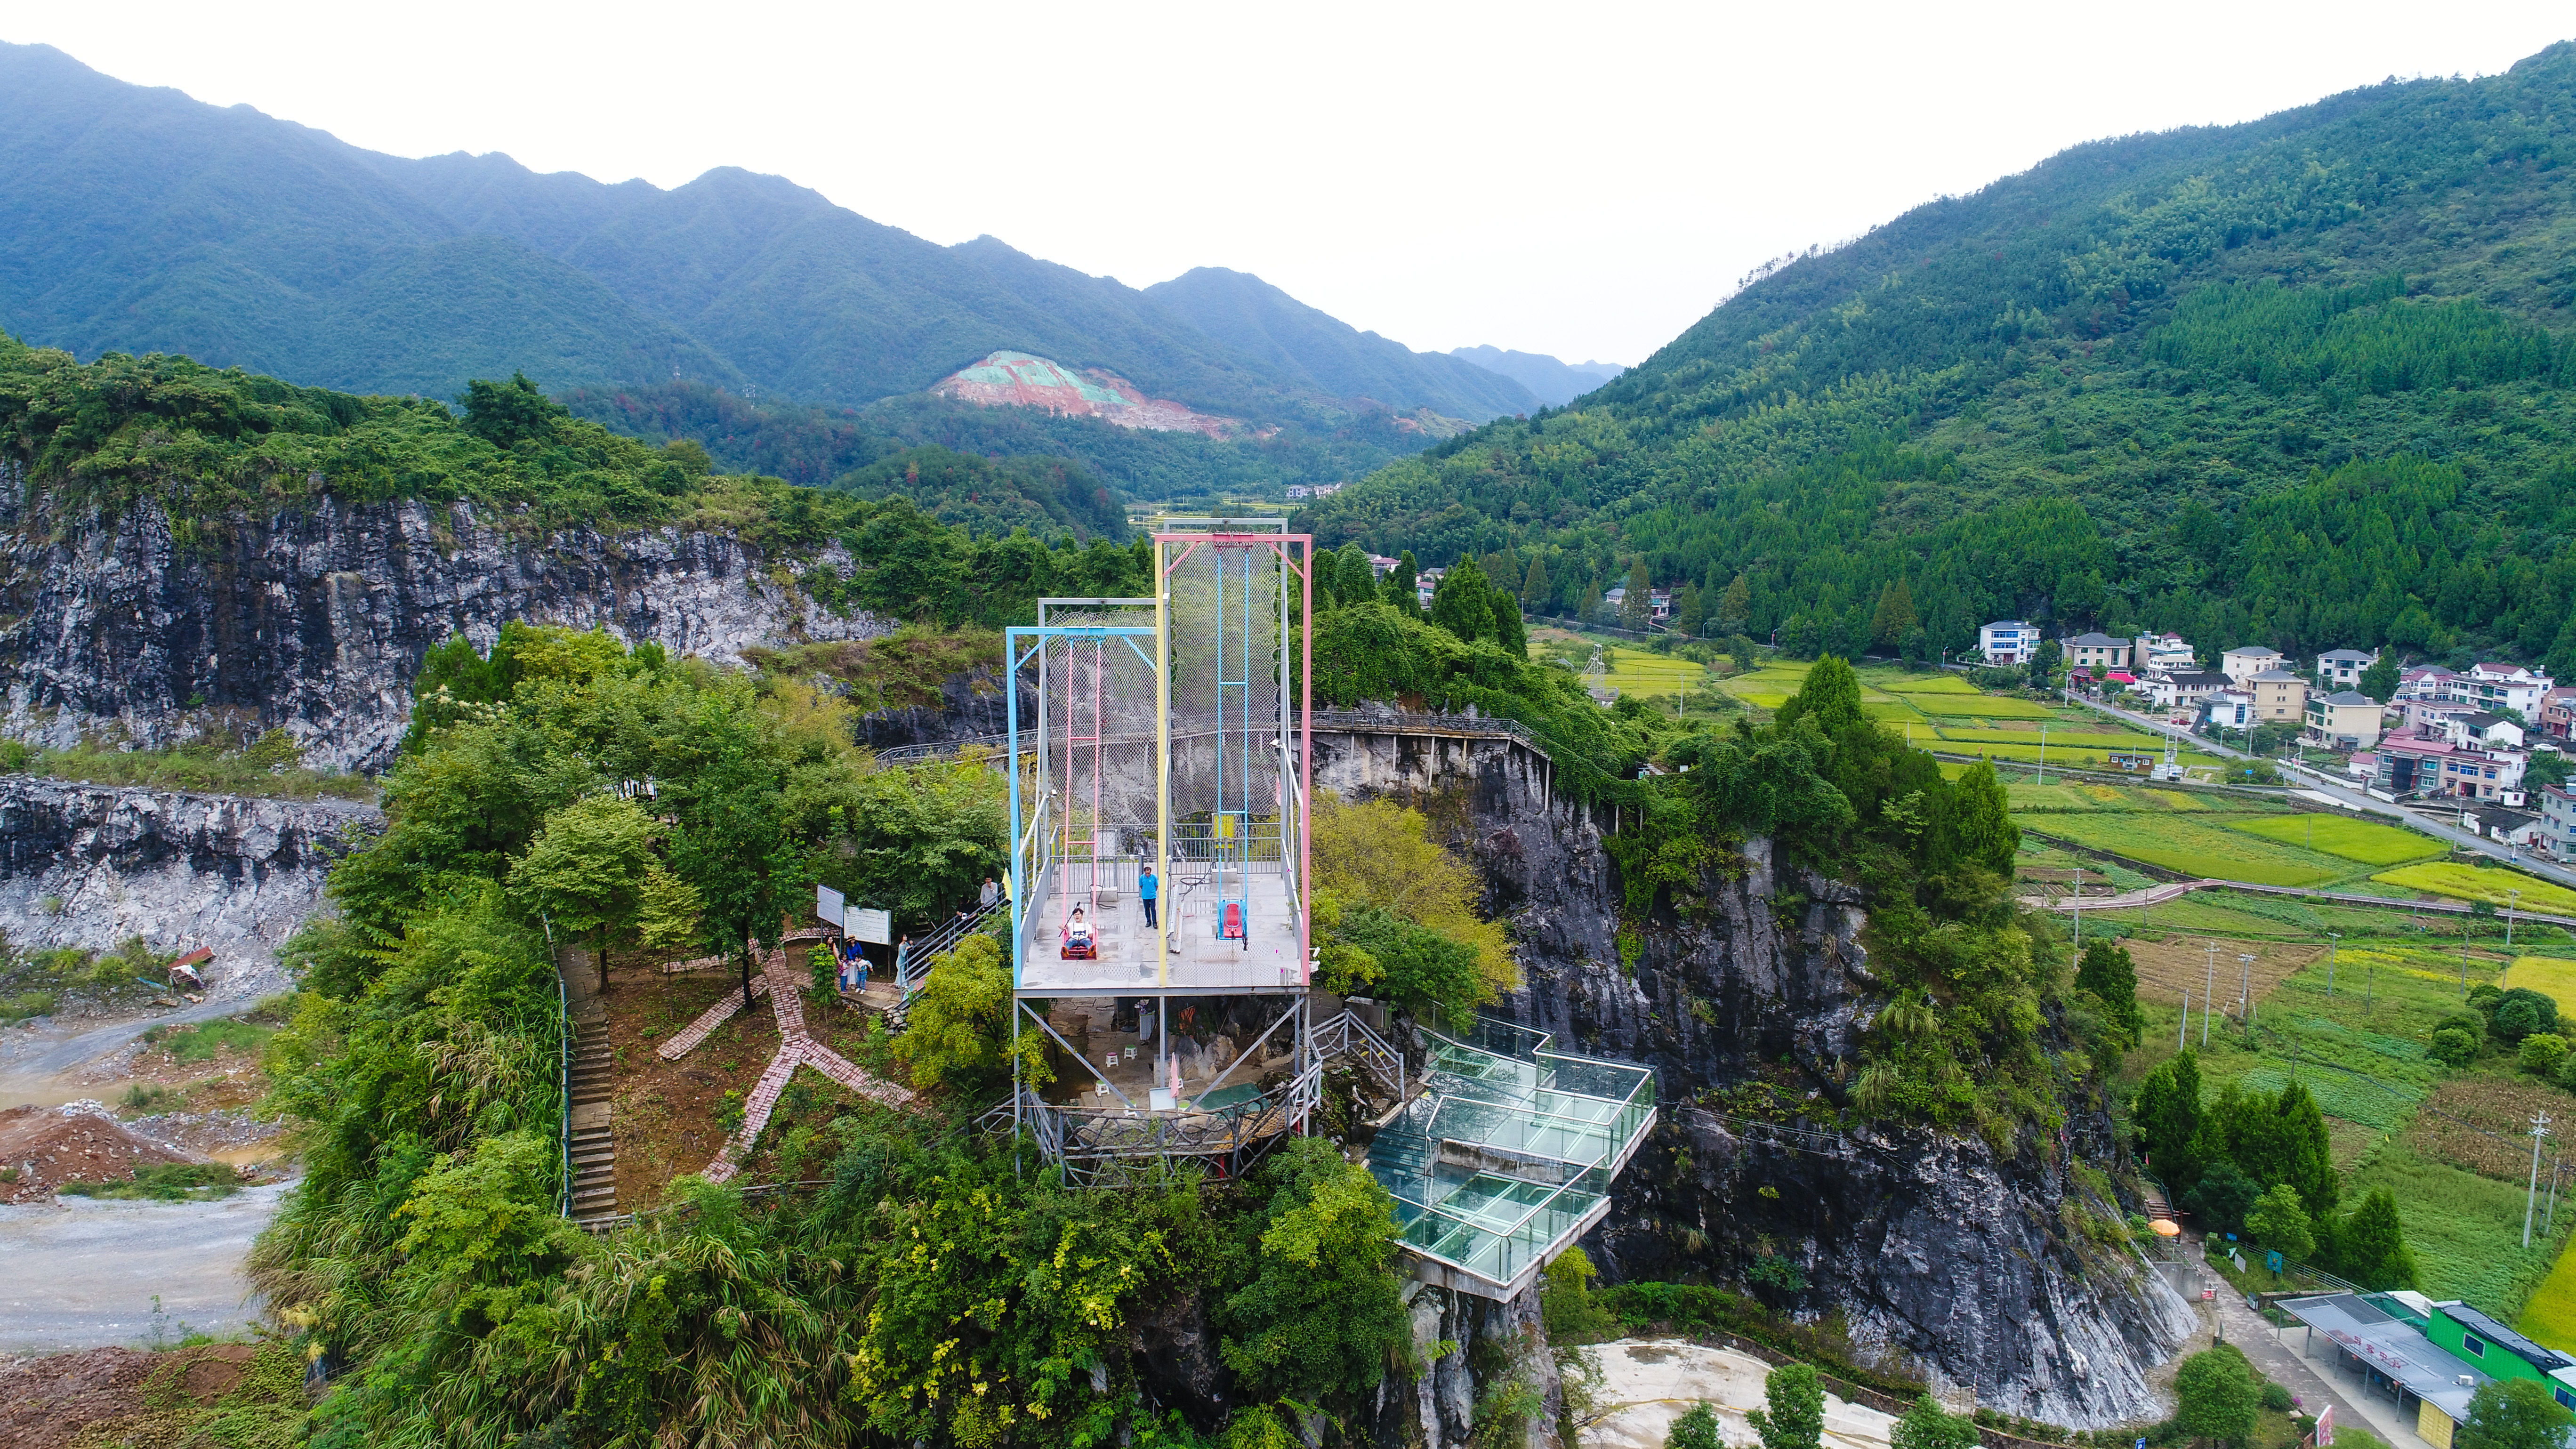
[567,1014,618,1224]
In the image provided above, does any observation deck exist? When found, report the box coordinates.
[1365,1018,1657,1300]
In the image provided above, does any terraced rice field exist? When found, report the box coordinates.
[2371,863,2576,915]
[1905,693,2059,719]
[1878,675,1980,695]
[2022,812,2349,886]
[2227,814,2445,868]
[2508,957,2576,1015]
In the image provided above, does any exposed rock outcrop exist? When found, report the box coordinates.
[1314,724,2196,1428]
[0,483,889,773]
[0,776,377,997]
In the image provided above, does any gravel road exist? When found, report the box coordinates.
[0,1181,288,1351]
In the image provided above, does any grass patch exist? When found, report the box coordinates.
[2519,1238,2576,1351]
[60,1162,245,1202]
[2373,863,2576,915]
[2229,814,2446,868]
[144,1018,277,1063]
[1876,674,1982,695]
[2350,1139,2568,1319]
[2023,813,2347,887]
[3,739,375,802]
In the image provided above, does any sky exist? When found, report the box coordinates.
[6,2,2573,368]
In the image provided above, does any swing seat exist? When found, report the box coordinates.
[1219,901,1246,940]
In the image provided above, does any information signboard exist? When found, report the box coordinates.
[815,884,845,927]
[852,908,892,945]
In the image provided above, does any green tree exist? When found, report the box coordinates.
[2031,638,2063,691]
[2359,651,2401,702]
[1892,1395,1981,1449]
[509,794,660,994]
[1674,582,1707,637]
[1871,578,1919,649]
[2244,1183,2316,1263]
[1383,550,1420,616]
[1541,1245,1613,1339]
[1931,760,2019,875]
[2172,1344,2260,1447]
[2520,1032,2570,1079]
[2184,1160,2262,1233]
[459,371,569,450]
[2215,1079,2338,1219]
[2456,1378,2576,1449]
[2132,1050,2207,1187]
[1668,1405,1724,1449]
[2528,751,2575,793]
[1717,573,1752,633]
[2331,1186,2420,1289]
[1332,543,1374,608]
[1620,560,1653,633]
[1219,1137,1414,1401]
[2075,939,2143,1046]
[1430,557,1497,644]
[890,934,1048,1093]
[1521,552,1553,613]
[670,742,812,1013]
[1747,1363,1825,1449]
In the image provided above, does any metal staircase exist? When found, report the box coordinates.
[1365,1017,1655,1300]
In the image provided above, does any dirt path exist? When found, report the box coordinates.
[0,1181,288,1351]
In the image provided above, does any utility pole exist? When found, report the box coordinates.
[2204,942,2218,1048]
[2072,868,2083,958]
[2240,952,2257,1031]
[2528,1112,2554,1250]
[2038,724,2048,786]
[2461,913,2473,998]
[2181,991,2190,1052]
[2508,888,2521,953]
[2327,932,2340,998]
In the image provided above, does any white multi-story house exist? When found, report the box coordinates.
[2399,666,2459,701]
[1980,620,2038,665]
[2543,785,2576,856]
[2458,663,2553,718]
[2407,699,2478,736]
[2145,670,2230,710]
[2204,689,2255,732]
[2316,649,2378,688]
[2138,633,2197,671]
[2222,645,2285,685]
[2459,713,2527,749]
[1284,485,1312,500]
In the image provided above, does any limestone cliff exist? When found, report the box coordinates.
[1312,714,2196,1428]
[0,477,888,773]
[0,775,377,997]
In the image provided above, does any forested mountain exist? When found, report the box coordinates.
[1145,267,1538,419]
[1306,41,2576,675]
[1446,345,1625,406]
[0,43,1489,429]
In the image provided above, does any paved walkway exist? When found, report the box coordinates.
[656,949,915,1185]
[2206,1278,2431,1449]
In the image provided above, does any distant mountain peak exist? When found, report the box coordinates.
[1445,346,1624,407]
[933,351,1244,438]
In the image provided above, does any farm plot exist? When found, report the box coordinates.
[2228,813,2443,868]
[2024,813,2348,886]
[1876,675,1981,694]
[1905,693,2059,719]
[2373,863,2576,915]
[2508,957,2576,1017]
[2122,935,2323,1007]
[1939,728,2169,749]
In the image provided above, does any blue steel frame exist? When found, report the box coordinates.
[1004,623,1158,992]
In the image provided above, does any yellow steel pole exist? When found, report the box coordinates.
[1156,538,1172,990]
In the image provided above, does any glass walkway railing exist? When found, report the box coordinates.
[1365,1017,1655,1299]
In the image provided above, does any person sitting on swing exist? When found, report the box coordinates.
[1065,906,1094,955]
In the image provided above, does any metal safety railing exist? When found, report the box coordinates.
[898,896,1012,999]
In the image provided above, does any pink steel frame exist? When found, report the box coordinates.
[1155,532,1312,983]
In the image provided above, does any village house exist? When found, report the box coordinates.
[2305,690,2385,750]
[2458,713,2527,750]
[2062,632,2132,673]
[2249,669,2309,723]
[1980,620,2037,664]
[2459,662,2553,718]
[1283,484,1311,500]
[2137,632,2197,671]
[2316,648,2378,688]
[2544,785,2576,857]
[2145,669,2230,711]
[2407,698,2479,736]
[2372,732,2456,796]
[2540,687,2576,741]
[2204,689,2256,733]
[2399,665,2460,701]
[2461,805,2543,849]
[2222,644,2285,685]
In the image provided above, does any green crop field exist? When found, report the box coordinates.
[2024,813,2348,886]
[1937,727,2168,749]
[2510,957,2576,1017]
[2007,781,2236,813]
[1905,694,2061,719]
[2228,814,2444,868]
[2373,863,2576,915]
[1877,675,1981,695]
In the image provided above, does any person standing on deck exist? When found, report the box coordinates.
[1139,864,1158,927]
[979,876,1000,911]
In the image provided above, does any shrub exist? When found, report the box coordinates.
[2261,1383,2295,1413]
[2520,1033,2570,1079]
[2172,1344,2259,1446]
[2431,1027,2481,1067]
[1893,1396,1982,1449]
[1748,1364,1825,1449]
[1669,1404,1724,1449]
[2494,988,2561,1042]
[2245,1183,2315,1263]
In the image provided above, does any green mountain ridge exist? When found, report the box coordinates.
[0,42,1533,428]
[1144,266,1539,419]
[1303,41,2576,672]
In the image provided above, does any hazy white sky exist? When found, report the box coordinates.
[8,2,2572,366]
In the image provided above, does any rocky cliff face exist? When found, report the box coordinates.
[0,776,378,997]
[0,478,889,773]
[1313,719,2196,1428]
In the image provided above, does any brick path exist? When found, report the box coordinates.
[655,974,768,1060]
[698,950,915,1184]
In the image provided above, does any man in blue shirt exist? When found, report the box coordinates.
[1139,864,1158,927]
